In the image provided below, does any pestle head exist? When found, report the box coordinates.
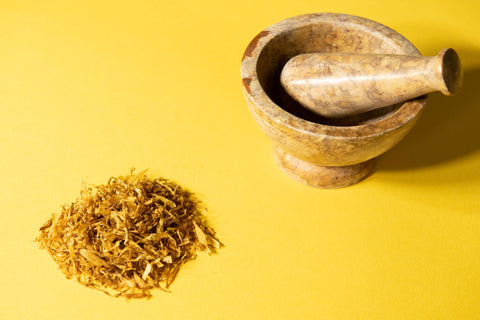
[280,49,463,118]
[439,48,463,96]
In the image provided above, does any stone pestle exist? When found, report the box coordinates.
[280,48,462,118]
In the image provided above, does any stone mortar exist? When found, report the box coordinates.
[241,13,427,188]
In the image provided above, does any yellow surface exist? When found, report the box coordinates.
[1,1,479,319]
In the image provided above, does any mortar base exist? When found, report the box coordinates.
[273,147,375,188]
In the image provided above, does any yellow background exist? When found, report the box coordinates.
[1,1,479,319]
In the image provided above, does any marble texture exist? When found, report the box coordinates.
[240,13,428,188]
[281,49,462,117]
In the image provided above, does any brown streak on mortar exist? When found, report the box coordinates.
[242,30,270,61]
[242,77,252,95]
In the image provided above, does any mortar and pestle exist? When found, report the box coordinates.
[241,13,462,188]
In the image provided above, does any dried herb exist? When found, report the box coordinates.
[37,170,222,299]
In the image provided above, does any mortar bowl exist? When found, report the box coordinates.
[241,13,427,188]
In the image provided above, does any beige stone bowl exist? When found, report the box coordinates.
[241,13,427,188]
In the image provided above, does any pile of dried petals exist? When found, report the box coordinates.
[37,170,222,299]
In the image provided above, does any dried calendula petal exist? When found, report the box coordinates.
[142,263,152,280]
[193,221,210,253]
[36,169,222,299]
[79,249,110,268]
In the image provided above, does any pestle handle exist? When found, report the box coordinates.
[280,48,462,118]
